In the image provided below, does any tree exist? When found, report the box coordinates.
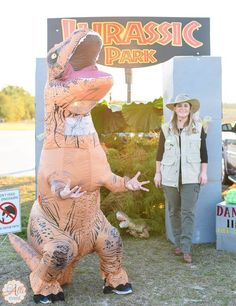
[0,92,11,120]
[1,86,35,121]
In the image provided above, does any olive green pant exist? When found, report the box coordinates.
[163,184,200,253]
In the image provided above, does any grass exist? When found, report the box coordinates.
[1,177,236,305]
[1,235,236,305]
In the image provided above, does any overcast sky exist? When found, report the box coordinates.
[0,0,235,103]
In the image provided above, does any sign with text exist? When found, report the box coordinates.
[47,17,210,68]
[0,189,21,235]
[216,201,236,252]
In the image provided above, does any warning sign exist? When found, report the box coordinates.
[0,189,21,235]
[0,202,17,224]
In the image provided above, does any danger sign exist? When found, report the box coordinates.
[0,189,21,235]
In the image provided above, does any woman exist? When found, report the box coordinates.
[154,94,208,263]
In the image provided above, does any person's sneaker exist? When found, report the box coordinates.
[103,282,133,295]
[39,296,52,304]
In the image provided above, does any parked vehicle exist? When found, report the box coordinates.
[222,122,236,184]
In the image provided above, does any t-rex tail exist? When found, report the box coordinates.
[8,233,40,271]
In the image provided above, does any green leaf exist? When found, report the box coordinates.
[91,103,126,134]
[122,98,163,132]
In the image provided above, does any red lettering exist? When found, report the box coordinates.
[182,21,203,48]
[60,19,204,49]
[105,47,120,65]
[144,22,161,44]
[119,49,133,63]
[158,22,173,46]
[92,22,103,37]
[104,47,157,65]
[131,50,144,63]
[123,22,146,45]
[217,206,223,216]
[224,207,230,218]
[232,207,236,218]
[103,22,124,45]
[144,49,156,63]
[172,22,182,46]
[61,19,77,40]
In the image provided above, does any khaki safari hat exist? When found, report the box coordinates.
[166,94,200,113]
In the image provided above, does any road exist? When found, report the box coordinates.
[0,130,35,176]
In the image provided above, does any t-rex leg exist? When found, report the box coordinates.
[28,217,78,298]
[94,220,128,288]
[57,260,78,286]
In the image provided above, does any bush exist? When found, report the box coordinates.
[101,134,165,236]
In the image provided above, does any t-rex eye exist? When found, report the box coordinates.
[51,53,57,60]
[47,51,58,64]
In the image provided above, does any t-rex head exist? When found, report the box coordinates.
[45,29,113,115]
[47,29,103,80]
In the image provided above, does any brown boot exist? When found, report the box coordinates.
[174,247,182,256]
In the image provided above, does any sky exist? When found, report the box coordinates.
[0,0,235,103]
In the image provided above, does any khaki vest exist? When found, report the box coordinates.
[161,122,202,187]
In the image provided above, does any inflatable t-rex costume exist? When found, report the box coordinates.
[9,29,149,303]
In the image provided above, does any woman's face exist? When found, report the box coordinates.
[174,102,191,119]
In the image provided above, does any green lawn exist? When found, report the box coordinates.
[1,178,236,306]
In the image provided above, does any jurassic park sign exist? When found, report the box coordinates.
[47,17,210,68]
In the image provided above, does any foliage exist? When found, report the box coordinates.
[92,98,165,235]
[122,97,163,132]
[0,92,11,120]
[100,134,166,236]
[91,100,127,133]
[92,97,163,134]
[0,86,35,121]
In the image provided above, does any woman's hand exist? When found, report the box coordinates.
[154,172,162,188]
[199,163,208,185]
[125,171,150,192]
[60,182,87,199]
[199,172,208,185]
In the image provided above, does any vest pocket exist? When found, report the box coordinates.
[186,155,201,163]
[165,138,175,152]
[161,158,177,179]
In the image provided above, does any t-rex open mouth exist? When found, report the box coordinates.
[69,33,102,71]
[47,29,104,81]
[45,29,113,116]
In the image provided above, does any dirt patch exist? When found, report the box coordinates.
[1,236,236,306]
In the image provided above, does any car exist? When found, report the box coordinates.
[222,122,236,184]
